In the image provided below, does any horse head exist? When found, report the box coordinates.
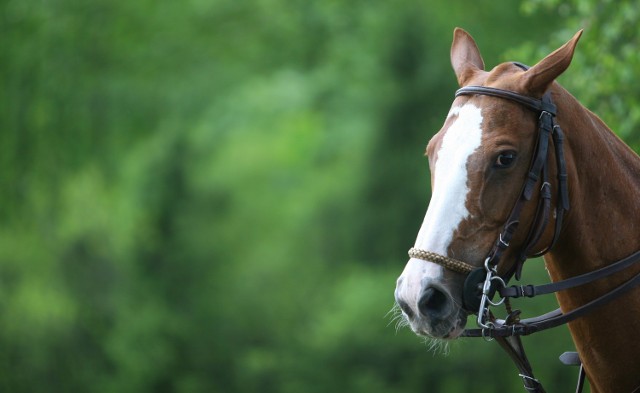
[394,28,582,339]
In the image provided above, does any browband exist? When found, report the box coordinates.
[455,86,557,115]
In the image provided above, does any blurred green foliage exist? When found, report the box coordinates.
[1,0,638,392]
[510,0,640,150]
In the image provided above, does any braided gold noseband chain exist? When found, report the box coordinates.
[408,248,476,274]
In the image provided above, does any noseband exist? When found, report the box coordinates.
[407,63,640,393]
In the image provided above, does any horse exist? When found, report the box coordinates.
[394,28,640,393]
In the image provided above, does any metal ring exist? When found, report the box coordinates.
[488,296,505,306]
[490,275,507,288]
[487,276,507,306]
[481,323,495,342]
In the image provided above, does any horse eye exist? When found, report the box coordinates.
[495,151,517,168]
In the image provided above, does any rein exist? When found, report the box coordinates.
[408,65,640,392]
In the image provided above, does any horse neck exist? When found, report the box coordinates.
[544,86,640,391]
[546,86,640,276]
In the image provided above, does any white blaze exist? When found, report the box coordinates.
[401,104,484,289]
[415,103,483,254]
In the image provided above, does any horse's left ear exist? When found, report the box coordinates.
[451,27,485,87]
[522,30,583,97]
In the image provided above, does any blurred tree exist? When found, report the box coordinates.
[512,0,640,149]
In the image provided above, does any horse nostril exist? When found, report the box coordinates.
[418,287,449,318]
[397,299,414,319]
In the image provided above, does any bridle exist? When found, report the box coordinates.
[407,63,640,393]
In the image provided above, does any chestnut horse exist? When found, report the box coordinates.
[394,28,640,392]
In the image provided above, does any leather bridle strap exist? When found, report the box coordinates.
[455,85,565,281]
[462,255,640,337]
[495,335,544,392]
[500,248,640,299]
[512,113,553,276]
[451,79,575,393]
[462,253,640,393]
[454,85,557,114]
[529,124,570,259]
[454,82,639,355]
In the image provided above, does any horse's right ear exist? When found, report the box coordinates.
[451,28,485,87]
[521,30,583,98]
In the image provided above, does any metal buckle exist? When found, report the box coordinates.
[539,110,552,120]
[476,258,507,329]
[499,233,509,248]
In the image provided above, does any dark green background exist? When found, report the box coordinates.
[2,0,638,391]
